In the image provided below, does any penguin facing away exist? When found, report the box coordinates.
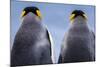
[11,6,54,66]
[58,10,95,63]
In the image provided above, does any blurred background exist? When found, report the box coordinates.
[11,1,95,63]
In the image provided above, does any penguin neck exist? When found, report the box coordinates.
[22,13,42,27]
[71,16,87,27]
[69,16,90,33]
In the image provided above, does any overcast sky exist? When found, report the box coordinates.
[11,1,95,63]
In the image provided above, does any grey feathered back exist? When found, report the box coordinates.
[58,16,95,63]
[11,13,53,66]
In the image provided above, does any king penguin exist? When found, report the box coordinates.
[11,6,54,66]
[58,10,95,63]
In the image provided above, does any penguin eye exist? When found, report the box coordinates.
[70,14,75,21]
[36,10,41,19]
[21,11,26,17]
[83,14,87,19]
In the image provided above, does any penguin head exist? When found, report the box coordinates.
[21,6,42,20]
[70,10,87,23]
